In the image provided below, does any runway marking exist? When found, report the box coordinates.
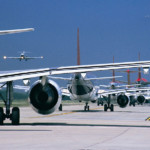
[30,111,75,118]
[30,106,103,118]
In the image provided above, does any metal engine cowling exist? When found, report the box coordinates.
[117,95,129,108]
[28,80,62,115]
[137,95,145,104]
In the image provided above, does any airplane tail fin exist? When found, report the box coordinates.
[112,56,115,82]
[138,52,141,80]
[77,28,80,65]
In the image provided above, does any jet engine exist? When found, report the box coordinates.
[137,95,145,104]
[117,94,129,108]
[28,79,62,115]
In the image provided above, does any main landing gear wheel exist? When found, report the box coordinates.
[59,104,63,111]
[0,81,21,125]
[104,104,107,111]
[97,101,103,106]
[84,102,90,111]
[11,107,20,125]
[110,104,114,112]
[104,104,114,112]
[0,107,4,125]
[103,95,114,112]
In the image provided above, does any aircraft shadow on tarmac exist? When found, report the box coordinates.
[3,122,150,129]
[71,110,103,112]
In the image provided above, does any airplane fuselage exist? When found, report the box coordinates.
[67,73,98,102]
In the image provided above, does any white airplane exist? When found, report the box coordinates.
[3,51,43,61]
[49,29,123,111]
[0,28,34,35]
[1,28,150,125]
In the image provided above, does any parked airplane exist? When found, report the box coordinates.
[98,57,138,111]
[118,53,150,106]
[1,28,150,125]
[49,29,122,111]
[3,51,43,61]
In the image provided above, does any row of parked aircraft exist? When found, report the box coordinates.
[0,27,150,126]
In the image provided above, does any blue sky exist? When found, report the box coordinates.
[0,0,150,83]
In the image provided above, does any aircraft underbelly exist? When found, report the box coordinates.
[71,91,95,101]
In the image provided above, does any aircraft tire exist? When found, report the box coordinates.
[59,104,63,111]
[11,107,20,125]
[84,106,86,111]
[104,104,107,112]
[0,107,4,125]
[110,104,114,112]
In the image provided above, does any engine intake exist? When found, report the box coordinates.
[137,95,145,104]
[117,95,129,108]
[28,80,61,115]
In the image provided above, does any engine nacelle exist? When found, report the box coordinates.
[137,95,145,104]
[28,79,62,115]
[117,95,129,108]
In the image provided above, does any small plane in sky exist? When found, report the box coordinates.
[3,51,43,61]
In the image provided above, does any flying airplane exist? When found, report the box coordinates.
[3,51,43,61]
[0,28,34,35]
[1,28,150,125]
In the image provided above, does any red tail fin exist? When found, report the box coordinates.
[138,52,141,80]
[112,56,115,82]
[77,28,80,65]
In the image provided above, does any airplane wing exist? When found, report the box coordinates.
[0,28,34,35]
[25,56,43,60]
[98,89,126,96]
[61,88,70,96]
[85,76,122,80]
[3,56,21,59]
[48,75,122,81]
[49,76,71,80]
[1,60,150,83]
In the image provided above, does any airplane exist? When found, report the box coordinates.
[0,28,34,35]
[1,29,150,125]
[117,53,150,106]
[49,29,122,112]
[3,51,43,61]
[98,57,139,111]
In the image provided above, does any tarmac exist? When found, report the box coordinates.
[1,103,150,150]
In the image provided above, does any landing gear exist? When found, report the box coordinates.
[104,104,107,111]
[97,100,103,106]
[0,107,4,125]
[129,96,136,107]
[11,107,20,125]
[0,81,20,125]
[84,102,89,111]
[103,95,114,112]
[59,104,63,111]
